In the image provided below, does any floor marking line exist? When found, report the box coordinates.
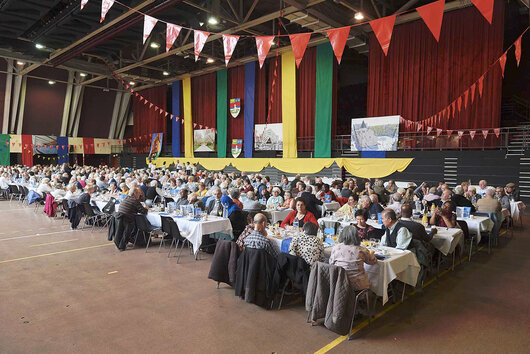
[107,271,118,275]
[0,230,74,242]
[314,244,491,353]
[0,244,113,264]
[30,239,78,247]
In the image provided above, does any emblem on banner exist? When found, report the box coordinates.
[230,98,241,118]
[231,139,242,158]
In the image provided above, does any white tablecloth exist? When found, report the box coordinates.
[364,247,420,305]
[263,209,293,225]
[318,201,341,216]
[510,201,524,222]
[457,216,494,243]
[318,217,383,231]
[429,227,464,256]
[146,213,233,255]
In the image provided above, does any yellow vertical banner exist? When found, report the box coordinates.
[183,77,194,158]
[281,51,297,158]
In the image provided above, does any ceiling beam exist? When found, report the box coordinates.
[335,1,376,21]
[283,0,345,28]
[81,0,327,86]
[395,0,421,14]
[18,0,159,77]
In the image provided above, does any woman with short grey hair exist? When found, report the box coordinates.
[329,226,377,291]
[288,222,324,266]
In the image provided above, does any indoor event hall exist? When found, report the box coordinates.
[1,0,529,352]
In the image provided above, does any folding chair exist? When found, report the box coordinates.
[135,214,165,252]
[161,216,191,263]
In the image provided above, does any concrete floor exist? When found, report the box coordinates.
[0,201,529,353]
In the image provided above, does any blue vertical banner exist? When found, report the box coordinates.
[172,81,181,157]
[244,61,256,158]
[57,136,69,165]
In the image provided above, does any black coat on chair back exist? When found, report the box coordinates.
[235,248,276,308]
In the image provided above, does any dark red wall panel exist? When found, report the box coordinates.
[78,87,116,138]
[0,60,6,131]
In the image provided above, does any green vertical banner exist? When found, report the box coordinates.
[314,43,333,158]
[216,69,228,158]
[0,134,10,166]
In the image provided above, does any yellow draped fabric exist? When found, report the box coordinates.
[281,51,297,158]
[150,157,413,178]
[183,77,194,158]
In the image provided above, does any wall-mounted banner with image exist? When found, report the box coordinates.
[231,139,242,158]
[254,123,283,151]
[351,115,400,151]
[230,98,241,118]
[194,129,216,152]
[148,133,163,160]
[33,135,58,155]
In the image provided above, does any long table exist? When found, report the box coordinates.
[146,213,233,255]
[263,208,293,225]
[457,216,494,243]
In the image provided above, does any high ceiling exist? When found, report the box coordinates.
[0,0,528,90]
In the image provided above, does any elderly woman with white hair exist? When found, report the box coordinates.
[36,178,53,197]
[266,187,284,208]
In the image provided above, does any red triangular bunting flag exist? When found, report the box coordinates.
[165,112,169,117]
[482,129,489,139]
[135,92,139,97]
[100,0,114,23]
[515,36,522,67]
[181,119,184,125]
[470,0,494,24]
[171,114,175,119]
[469,130,476,140]
[194,30,210,61]
[451,101,456,118]
[369,15,397,56]
[464,90,469,109]
[222,34,239,66]
[96,143,100,147]
[493,128,500,137]
[193,123,197,128]
[326,27,351,63]
[166,23,182,52]
[289,33,312,68]
[417,123,422,132]
[499,52,507,78]
[143,100,148,105]
[255,36,274,69]
[427,126,433,135]
[437,128,443,137]
[447,130,453,136]
[478,75,484,97]
[457,131,464,139]
[457,96,462,112]
[81,0,88,10]
[133,138,136,142]
[199,124,203,129]
[470,83,476,103]
[143,15,158,44]
[416,0,445,42]
[149,103,153,108]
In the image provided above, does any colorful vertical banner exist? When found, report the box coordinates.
[281,51,297,158]
[172,81,181,157]
[148,133,163,160]
[0,134,10,166]
[183,77,194,158]
[21,134,33,167]
[57,136,69,165]
[244,61,256,158]
[216,69,227,158]
[314,43,333,158]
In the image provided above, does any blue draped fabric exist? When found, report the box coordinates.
[172,81,181,157]
[244,62,256,158]
[57,136,69,165]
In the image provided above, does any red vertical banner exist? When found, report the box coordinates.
[21,135,33,167]
[83,137,95,154]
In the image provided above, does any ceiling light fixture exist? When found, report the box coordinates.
[163,71,169,76]
[80,72,87,77]
[207,17,219,25]
[129,81,135,86]
[354,12,364,20]
[35,43,45,49]
[150,42,160,49]
[48,80,56,85]
[206,58,215,64]
[16,61,24,65]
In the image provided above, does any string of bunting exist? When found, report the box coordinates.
[81,0,498,67]
[399,26,528,139]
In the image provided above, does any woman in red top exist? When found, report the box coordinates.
[430,200,458,228]
[281,198,318,228]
